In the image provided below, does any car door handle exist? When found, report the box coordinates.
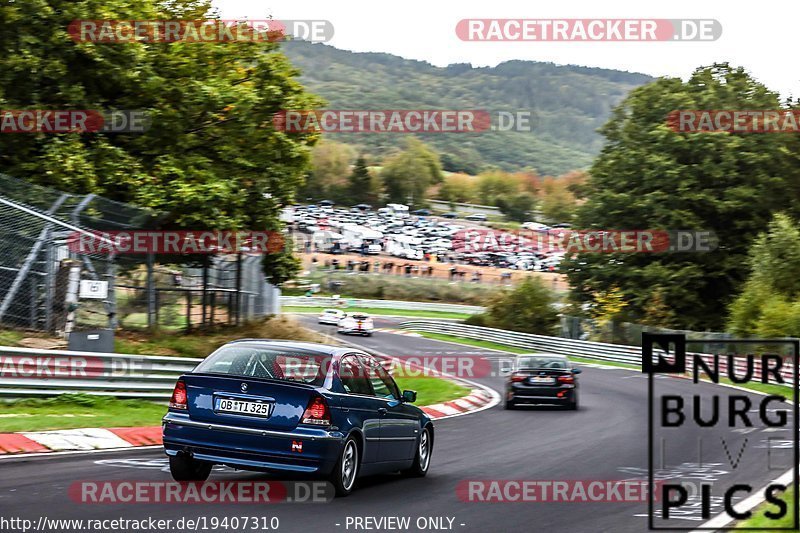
[378,408,387,415]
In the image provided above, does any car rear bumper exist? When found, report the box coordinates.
[338,328,373,335]
[508,384,576,404]
[162,412,343,475]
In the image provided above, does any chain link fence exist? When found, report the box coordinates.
[0,174,280,336]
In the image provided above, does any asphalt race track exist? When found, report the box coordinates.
[0,316,793,533]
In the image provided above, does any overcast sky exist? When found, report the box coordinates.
[213,0,795,99]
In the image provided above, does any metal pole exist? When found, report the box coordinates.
[146,253,155,330]
[63,260,81,338]
[107,255,117,329]
[0,194,68,321]
[235,253,242,326]
[202,257,209,327]
[44,239,56,332]
[29,276,36,328]
[186,290,192,332]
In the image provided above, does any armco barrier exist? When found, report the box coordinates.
[398,320,641,365]
[397,321,797,385]
[0,346,202,399]
[281,296,484,314]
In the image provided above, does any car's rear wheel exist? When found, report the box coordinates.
[330,437,359,496]
[567,392,579,410]
[169,454,212,481]
[403,426,432,477]
[504,398,517,410]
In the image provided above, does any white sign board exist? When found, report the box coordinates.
[79,280,109,299]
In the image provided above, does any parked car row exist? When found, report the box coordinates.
[287,203,566,271]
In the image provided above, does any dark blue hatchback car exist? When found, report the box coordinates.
[162,340,434,496]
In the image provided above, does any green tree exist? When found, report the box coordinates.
[261,237,301,287]
[496,192,536,222]
[437,173,477,203]
[480,277,559,335]
[345,156,380,205]
[566,64,799,330]
[302,140,355,202]
[380,138,443,207]
[540,179,578,223]
[0,0,322,231]
[475,171,520,205]
[727,214,800,336]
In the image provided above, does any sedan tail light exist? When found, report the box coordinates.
[510,372,527,382]
[557,375,575,384]
[169,380,188,410]
[301,395,331,426]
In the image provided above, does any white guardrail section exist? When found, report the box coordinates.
[397,321,797,386]
[281,296,485,314]
[0,346,202,399]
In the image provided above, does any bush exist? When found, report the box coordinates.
[482,277,559,335]
[464,313,488,327]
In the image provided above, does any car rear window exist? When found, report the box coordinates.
[517,357,568,370]
[194,345,332,385]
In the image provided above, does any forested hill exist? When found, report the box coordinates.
[280,41,653,175]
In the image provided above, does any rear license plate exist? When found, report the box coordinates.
[528,376,555,384]
[215,398,271,417]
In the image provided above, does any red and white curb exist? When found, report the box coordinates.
[0,387,496,456]
[419,388,495,419]
[0,426,162,455]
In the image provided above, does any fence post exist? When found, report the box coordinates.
[44,240,56,332]
[63,260,81,338]
[235,252,242,326]
[107,256,117,330]
[186,289,192,332]
[146,253,155,330]
[202,256,209,327]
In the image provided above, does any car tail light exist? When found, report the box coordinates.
[510,372,527,382]
[557,375,575,384]
[302,396,331,426]
[169,380,188,410]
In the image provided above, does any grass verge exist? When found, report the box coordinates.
[737,486,795,530]
[0,394,166,432]
[283,306,473,320]
[391,366,472,406]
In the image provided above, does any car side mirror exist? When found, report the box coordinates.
[572,368,582,374]
[402,390,417,403]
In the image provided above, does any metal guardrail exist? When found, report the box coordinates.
[281,296,484,314]
[398,321,640,364]
[397,321,797,386]
[0,346,202,399]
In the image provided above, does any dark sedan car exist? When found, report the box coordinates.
[163,340,434,496]
[504,354,581,410]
